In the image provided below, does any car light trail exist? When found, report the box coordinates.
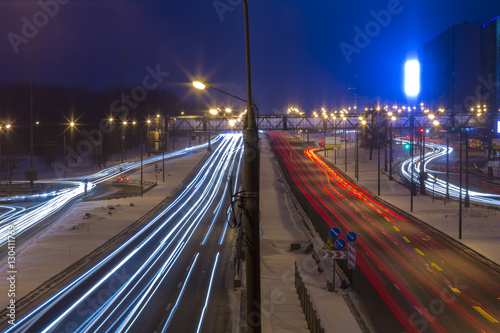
[269,132,500,333]
[4,133,243,332]
[397,139,500,206]
[0,136,226,250]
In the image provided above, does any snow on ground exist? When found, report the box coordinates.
[259,136,364,333]
[7,131,495,333]
[0,139,206,309]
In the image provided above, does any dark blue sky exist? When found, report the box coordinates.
[1,0,499,113]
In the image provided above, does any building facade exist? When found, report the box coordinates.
[482,17,500,111]
[422,23,483,112]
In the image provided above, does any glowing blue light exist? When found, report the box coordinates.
[405,59,420,97]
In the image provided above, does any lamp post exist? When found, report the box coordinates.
[464,129,470,207]
[333,115,337,164]
[192,2,260,326]
[410,113,414,212]
[446,136,450,201]
[207,108,218,152]
[121,121,127,163]
[63,122,75,178]
[388,113,395,180]
[344,117,347,172]
[0,124,12,193]
[141,121,144,197]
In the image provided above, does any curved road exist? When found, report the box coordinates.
[269,132,500,333]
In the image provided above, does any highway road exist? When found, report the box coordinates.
[397,139,500,206]
[269,132,500,333]
[0,138,219,252]
[2,133,243,332]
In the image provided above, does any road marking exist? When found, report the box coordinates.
[393,226,400,232]
[385,216,391,222]
[415,248,425,256]
[402,236,410,243]
[472,306,499,323]
[450,288,461,294]
[177,282,182,288]
[431,262,443,271]
[166,303,172,311]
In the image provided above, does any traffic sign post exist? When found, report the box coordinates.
[348,242,356,269]
[323,229,359,291]
[154,167,159,183]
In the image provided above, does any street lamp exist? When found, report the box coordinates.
[192,1,259,325]
[63,121,75,178]
[389,114,396,180]
[0,123,12,193]
[121,121,128,163]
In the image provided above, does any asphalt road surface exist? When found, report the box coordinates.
[269,132,500,333]
[2,133,243,333]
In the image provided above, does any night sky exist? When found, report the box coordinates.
[1,0,499,113]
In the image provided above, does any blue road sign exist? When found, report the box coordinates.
[346,231,357,242]
[329,227,341,239]
[154,168,159,173]
[335,238,346,250]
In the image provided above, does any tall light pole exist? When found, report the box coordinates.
[241,1,261,328]
[333,115,337,164]
[388,114,395,180]
[121,121,127,163]
[344,117,347,172]
[192,1,261,327]
[0,124,11,193]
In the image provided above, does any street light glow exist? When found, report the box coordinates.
[405,59,421,97]
[192,81,206,90]
[70,122,75,127]
[209,109,218,115]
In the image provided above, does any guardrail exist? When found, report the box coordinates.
[295,262,325,333]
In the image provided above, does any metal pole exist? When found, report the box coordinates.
[0,129,2,193]
[324,119,327,158]
[459,129,462,239]
[356,124,359,181]
[377,115,380,196]
[162,116,165,183]
[420,128,426,195]
[64,133,67,178]
[344,120,347,172]
[446,136,450,200]
[334,121,337,164]
[384,114,388,172]
[30,44,34,187]
[389,120,393,180]
[242,1,261,331]
[465,130,470,207]
[121,49,125,164]
[121,124,124,163]
[140,125,143,197]
[410,114,414,212]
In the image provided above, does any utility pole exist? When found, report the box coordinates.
[410,114,414,212]
[242,1,261,332]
